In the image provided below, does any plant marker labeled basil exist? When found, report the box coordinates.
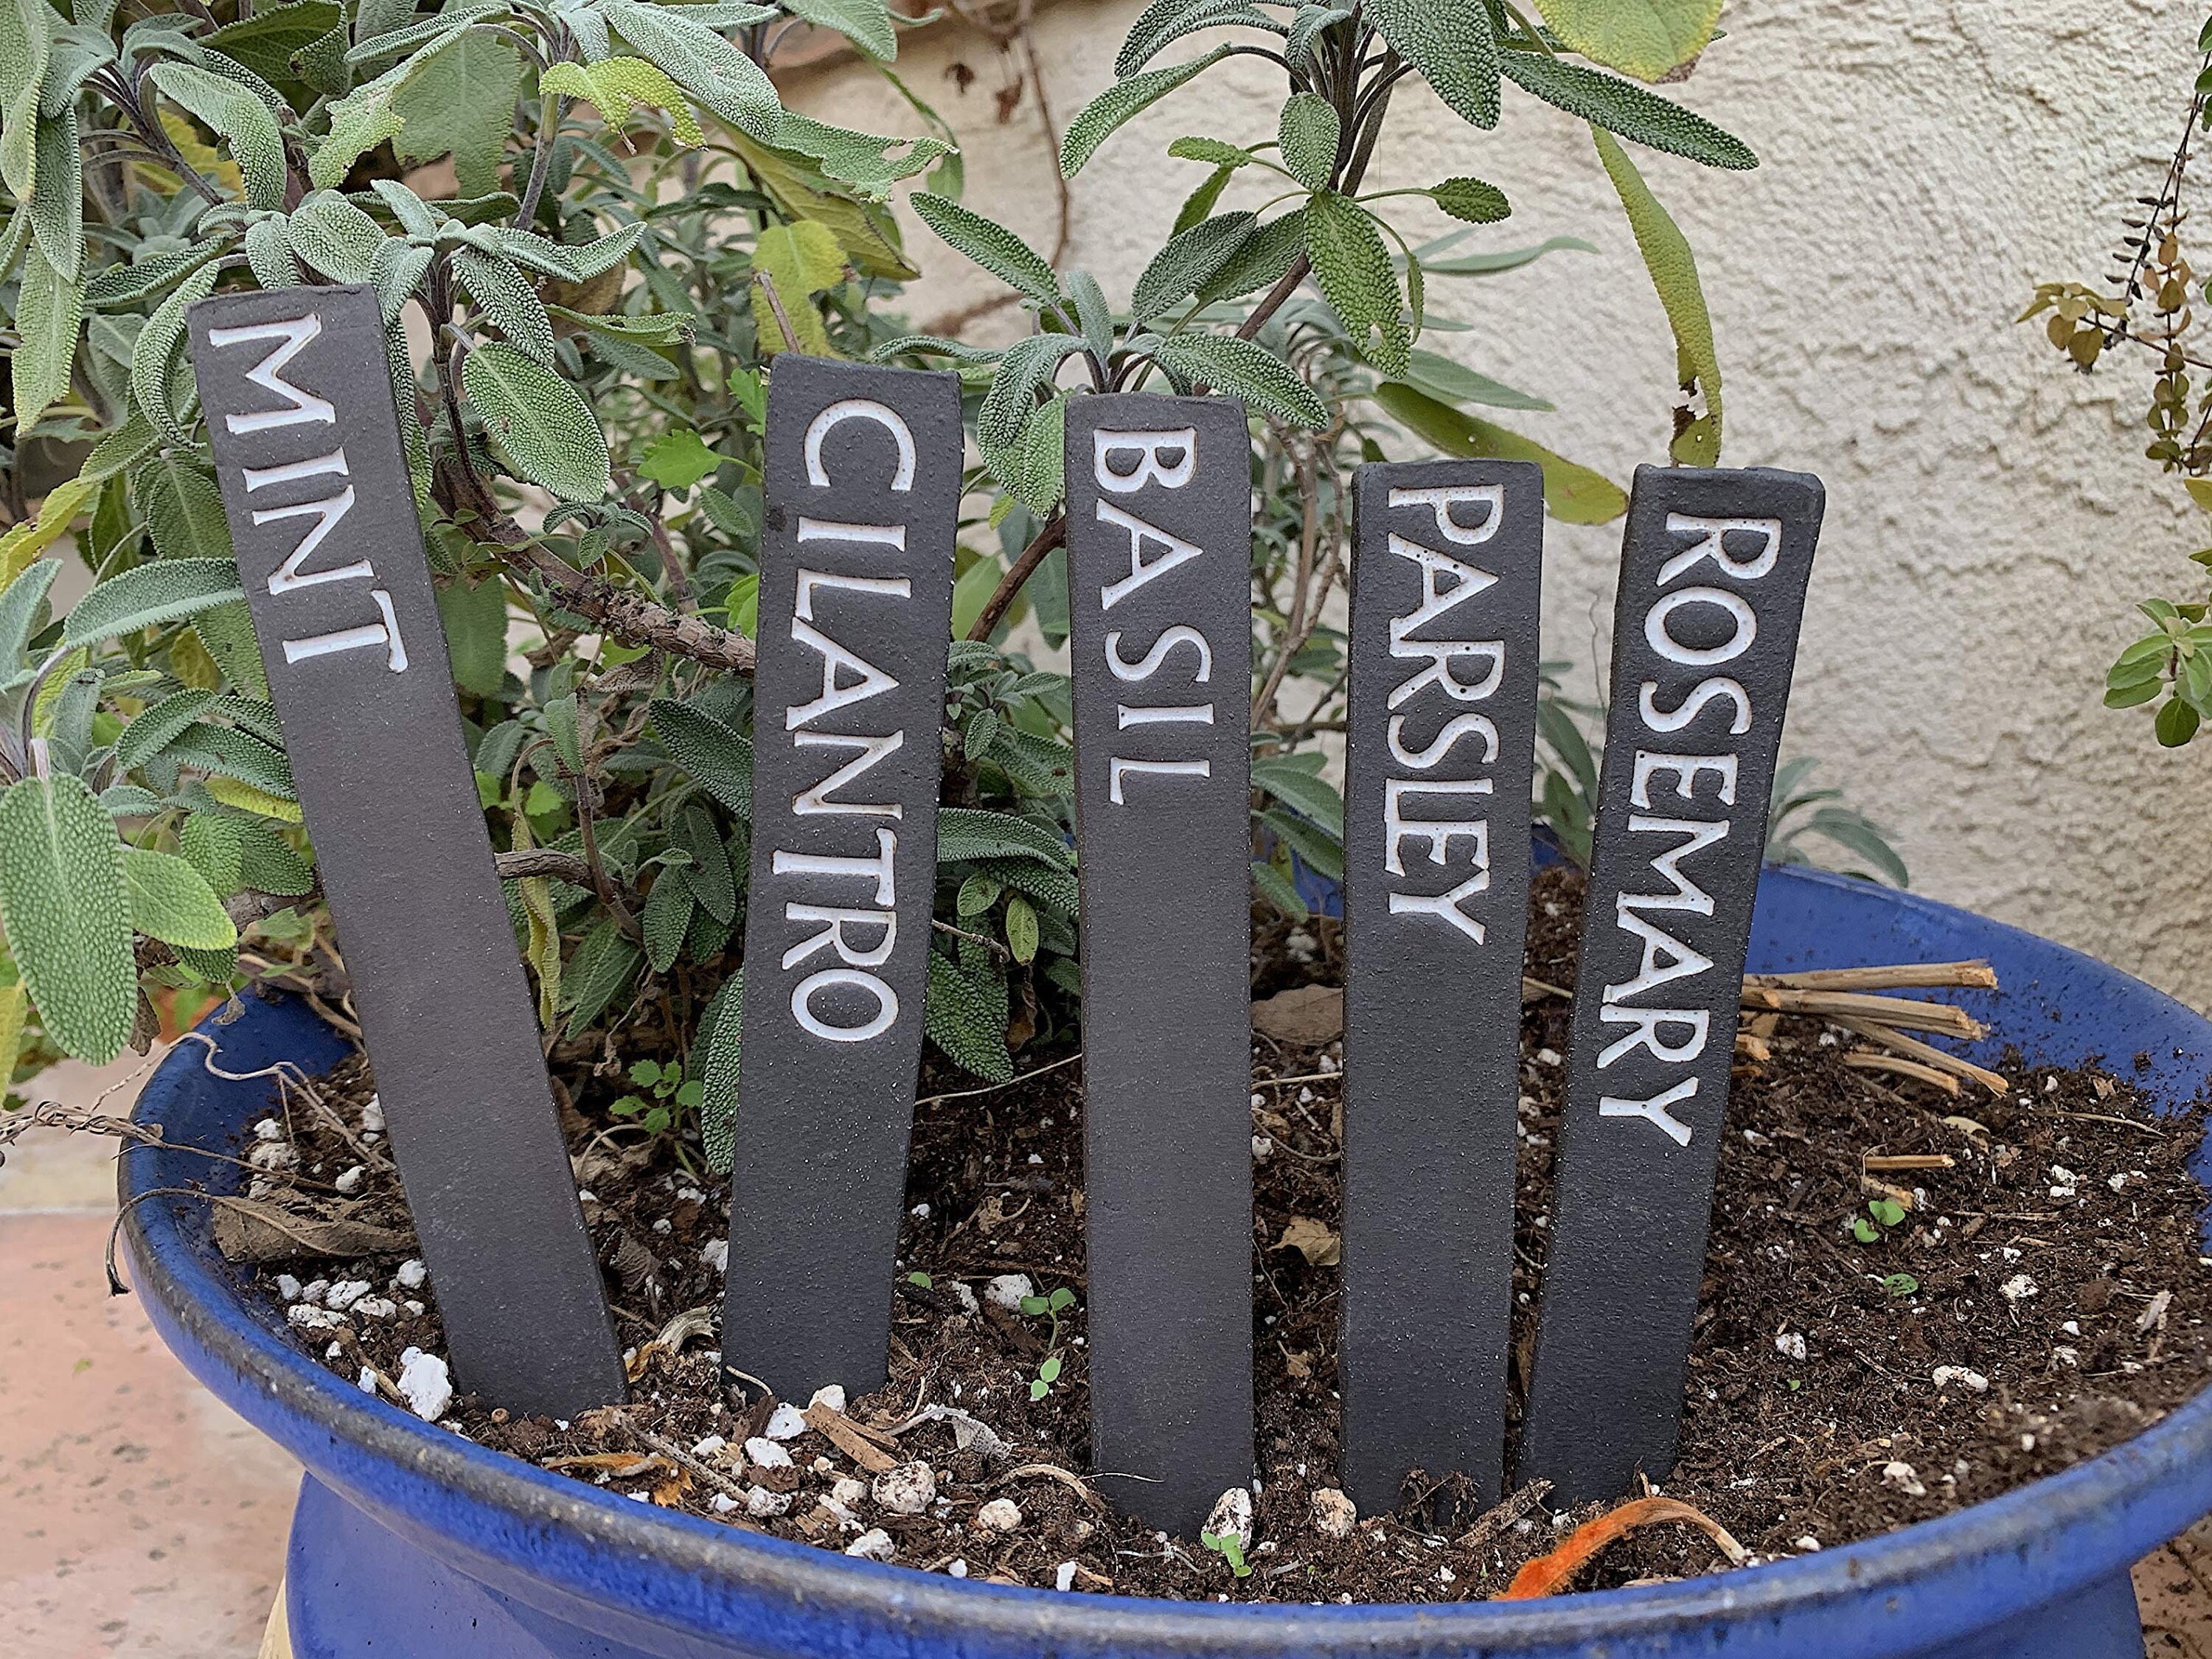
[720,355,960,1402]
[1520,465,1823,1503]
[1065,393,1253,1535]
[188,283,626,1420]
[1340,459,1543,1516]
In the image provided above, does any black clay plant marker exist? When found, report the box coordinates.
[721,355,960,1402]
[1339,459,1544,1517]
[1519,465,1825,1504]
[189,284,626,1419]
[1065,394,1254,1537]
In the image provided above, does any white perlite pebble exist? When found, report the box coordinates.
[351,1297,398,1321]
[1795,1535,1821,1552]
[873,1461,937,1515]
[276,1274,302,1302]
[1882,1461,1927,1498]
[360,1096,385,1134]
[324,1280,373,1311]
[745,1486,792,1518]
[397,1349,453,1421]
[334,1166,366,1195]
[700,1239,728,1273]
[711,1492,740,1515]
[975,1498,1023,1533]
[358,1367,379,1395]
[764,1403,809,1441]
[810,1383,848,1413]
[1775,1331,1807,1362]
[2000,1274,2039,1303]
[1055,1562,1079,1592]
[831,1477,869,1506]
[947,1559,968,1579]
[744,1438,792,1468]
[952,1281,980,1313]
[254,1118,285,1142]
[1252,1135,1273,1159]
[249,1140,299,1171]
[845,1529,896,1562]
[288,1304,344,1332]
[985,1274,1034,1312]
[1203,1486,1254,1549]
[395,1259,427,1290]
[1933,1365,1990,1394]
[1309,1488,1357,1539]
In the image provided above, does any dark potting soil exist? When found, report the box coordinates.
[224,866,2212,1603]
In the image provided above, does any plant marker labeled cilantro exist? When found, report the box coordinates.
[189,284,625,1419]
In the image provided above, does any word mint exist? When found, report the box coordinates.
[1340,459,1542,1516]
[1520,465,1824,1503]
[1065,396,1253,1537]
[723,358,959,1400]
[189,285,625,1418]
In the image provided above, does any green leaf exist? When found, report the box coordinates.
[1430,176,1511,224]
[1130,211,1255,321]
[1394,347,1551,412]
[675,802,736,922]
[14,244,82,434]
[132,454,234,563]
[1001,392,1067,516]
[28,102,81,281]
[641,863,695,973]
[114,688,220,771]
[978,333,1081,450]
[392,29,524,196]
[0,0,51,204]
[1500,52,1755,170]
[63,559,246,650]
[540,55,704,145]
[83,244,223,311]
[1251,857,1305,918]
[437,575,508,697]
[1150,333,1326,428]
[0,773,133,1063]
[780,0,896,60]
[236,819,314,894]
[205,1,344,89]
[1533,0,1720,82]
[1277,91,1338,192]
[462,341,611,503]
[560,917,642,1035]
[1374,381,1627,523]
[978,853,1077,916]
[169,722,297,801]
[192,602,270,699]
[451,248,557,365]
[1060,45,1232,178]
[697,969,741,1172]
[1420,233,1597,276]
[749,218,844,354]
[649,697,754,815]
[1593,128,1722,464]
[124,846,237,949]
[936,805,1072,867]
[149,62,288,209]
[909,190,1058,306]
[1304,191,1408,376]
[1367,0,1498,128]
[286,189,388,283]
[179,808,246,894]
[638,428,724,490]
[0,557,56,669]
[1196,208,1307,303]
[1116,0,1268,75]
[1284,3,1352,69]
[1259,805,1341,882]
[602,0,782,138]
[925,950,1012,1082]
[1003,891,1038,964]
[2157,695,2200,746]
[1251,754,1343,835]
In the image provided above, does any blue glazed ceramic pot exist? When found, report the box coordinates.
[124,863,2212,1658]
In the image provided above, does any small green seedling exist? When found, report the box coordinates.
[907,1271,934,1290]
[1200,1529,1253,1579]
[1884,1272,1920,1298]
[1851,1197,1908,1243]
[1019,1286,1077,1400]
[611,1057,705,1137]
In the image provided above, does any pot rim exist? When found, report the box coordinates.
[121,862,2212,1655]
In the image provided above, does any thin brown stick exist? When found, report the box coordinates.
[1738,987,1985,1041]
[1744,960,1997,993]
[1832,1016,2010,1094]
[964,512,1065,641]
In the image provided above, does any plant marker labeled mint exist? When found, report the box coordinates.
[187,284,625,1419]
[720,355,960,1400]
[1519,465,1824,1503]
[1339,459,1543,1517]
[1065,394,1253,1536]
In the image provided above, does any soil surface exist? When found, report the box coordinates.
[218,867,2212,1602]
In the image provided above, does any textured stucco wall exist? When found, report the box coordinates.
[786,0,2212,1005]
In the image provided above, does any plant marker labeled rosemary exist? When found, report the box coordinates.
[721,356,960,1399]
[1520,465,1825,1503]
[1340,459,1543,1515]
[1065,394,1253,1535]
[188,285,626,1418]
